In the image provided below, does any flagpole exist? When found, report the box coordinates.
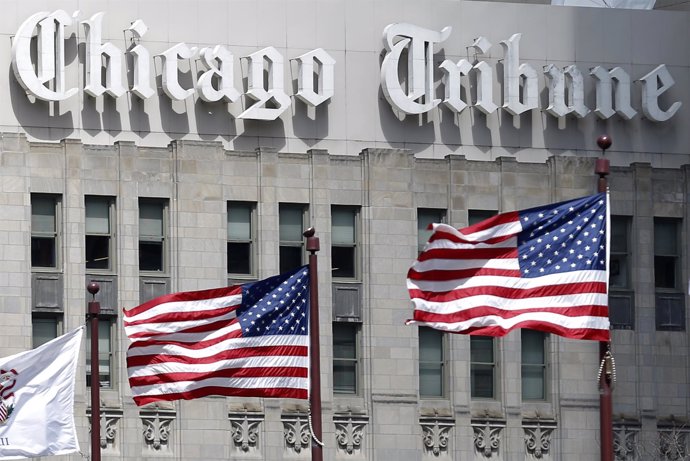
[87,282,101,461]
[595,135,613,461]
[304,227,323,461]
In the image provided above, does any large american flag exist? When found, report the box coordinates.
[407,193,610,341]
[124,266,310,405]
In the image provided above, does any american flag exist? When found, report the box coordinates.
[407,193,610,341]
[124,266,310,405]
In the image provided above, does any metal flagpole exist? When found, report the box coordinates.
[87,282,101,461]
[595,135,613,461]
[304,227,324,461]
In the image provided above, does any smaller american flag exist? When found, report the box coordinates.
[124,266,310,405]
[407,193,610,341]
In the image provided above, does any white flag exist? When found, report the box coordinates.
[0,327,83,460]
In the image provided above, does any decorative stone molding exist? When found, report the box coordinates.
[471,418,505,458]
[613,423,639,461]
[523,419,556,459]
[333,411,368,456]
[86,406,123,452]
[282,411,311,456]
[228,410,263,454]
[140,405,176,452]
[658,424,688,461]
[420,413,455,457]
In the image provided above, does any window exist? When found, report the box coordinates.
[468,209,499,399]
[468,209,497,227]
[331,207,358,279]
[86,318,114,388]
[419,327,446,398]
[280,204,307,274]
[227,202,255,276]
[471,336,496,399]
[85,196,115,271]
[521,330,547,400]
[609,216,634,329]
[609,216,631,289]
[333,323,359,394]
[31,194,60,268]
[32,315,61,348]
[654,218,680,290]
[139,199,168,272]
[417,208,445,254]
[654,218,685,331]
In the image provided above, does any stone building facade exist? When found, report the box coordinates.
[0,0,689,460]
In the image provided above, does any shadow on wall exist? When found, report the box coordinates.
[8,33,76,141]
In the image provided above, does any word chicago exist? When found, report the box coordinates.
[11,10,335,121]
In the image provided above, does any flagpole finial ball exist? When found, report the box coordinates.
[87,282,100,296]
[303,227,315,238]
[597,135,612,152]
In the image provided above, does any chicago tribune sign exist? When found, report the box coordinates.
[10,12,681,125]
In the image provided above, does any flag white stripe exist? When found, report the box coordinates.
[411,257,520,272]
[131,376,309,397]
[124,294,242,324]
[410,312,611,332]
[411,293,608,313]
[128,356,309,378]
[407,270,607,292]
[422,236,518,251]
[432,221,522,242]
[127,334,307,359]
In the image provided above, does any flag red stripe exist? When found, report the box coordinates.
[129,366,308,387]
[126,318,240,339]
[123,306,239,327]
[132,386,308,406]
[412,305,609,323]
[416,247,517,262]
[408,281,608,302]
[123,285,243,317]
[127,345,308,367]
[407,267,521,281]
[459,321,610,341]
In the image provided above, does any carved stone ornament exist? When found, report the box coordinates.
[658,426,688,461]
[613,424,639,461]
[523,419,556,459]
[420,414,455,457]
[333,411,368,456]
[228,410,263,454]
[472,419,505,458]
[282,412,311,455]
[87,406,123,452]
[140,405,176,452]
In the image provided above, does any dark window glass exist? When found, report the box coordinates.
[227,203,253,275]
[471,336,495,399]
[331,207,357,279]
[31,195,58,268]
[139,200,166,272]
[86,318,114,388]
[85,197,112,270]
[333,323,358,394]
[419,327,444,397]
[522,330,546,401]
